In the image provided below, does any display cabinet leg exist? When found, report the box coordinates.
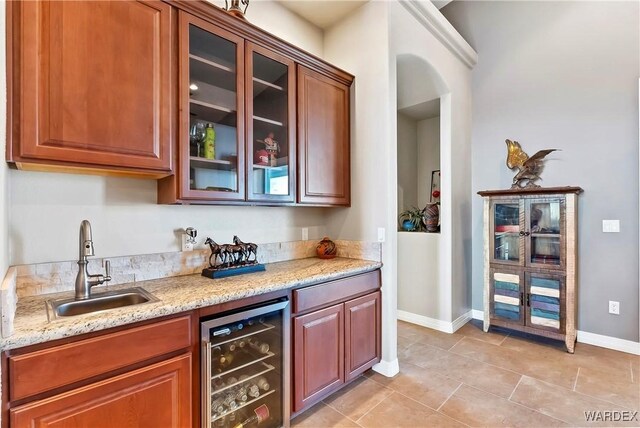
[483,320,490,333]
[565,335,576,354]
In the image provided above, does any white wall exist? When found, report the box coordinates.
[5,1,329,266]
[389,1,473,324]
[417,116,440,208]
[397,232,440,318]
[397,113,418,213]
[323,1,397,372]
[443,0,640,342]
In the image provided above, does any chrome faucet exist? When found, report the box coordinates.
[75,220,111,300]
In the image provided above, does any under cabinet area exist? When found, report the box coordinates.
[7,0,174,176]
[292,271,381,413]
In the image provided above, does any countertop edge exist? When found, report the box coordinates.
[1,259,382,352]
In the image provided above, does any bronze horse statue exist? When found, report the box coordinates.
[224,243,246,266]
[233,236,258,263]
[204,237,227,268]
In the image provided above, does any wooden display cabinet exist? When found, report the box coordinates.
[479,187,582,353]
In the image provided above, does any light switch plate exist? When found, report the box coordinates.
[377,228,385,242]
[602,220,620,233]
[301,227,309,241]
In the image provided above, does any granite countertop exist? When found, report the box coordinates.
[1,257,382,351]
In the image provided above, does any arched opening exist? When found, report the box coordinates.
[394,53,454,331]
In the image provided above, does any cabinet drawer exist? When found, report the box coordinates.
[293,270,381,314]
[9,316,191,401]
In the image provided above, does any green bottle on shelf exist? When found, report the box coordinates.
[204,123,216,159]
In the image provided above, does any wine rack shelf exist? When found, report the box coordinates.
[211,351,275,380]
[211,362,275,396]
[211,389,276,423]
[210,322,275,348]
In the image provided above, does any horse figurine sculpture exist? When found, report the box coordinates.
[233,236,258,264]
[224,243,246,266]
[204,237,227,268]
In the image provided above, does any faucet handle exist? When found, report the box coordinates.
[104,260,112,282]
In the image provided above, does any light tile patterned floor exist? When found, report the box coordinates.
[291,320,640,427]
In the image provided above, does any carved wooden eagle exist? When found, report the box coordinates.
[505,139,558,189]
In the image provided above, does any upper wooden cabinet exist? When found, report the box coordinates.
[7,0,173,176]
[297,66,351,206]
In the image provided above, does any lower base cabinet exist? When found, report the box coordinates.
[293,287,381,413]
[10,354,192,427]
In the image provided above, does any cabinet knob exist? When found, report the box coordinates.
[524,231,530,237]
[519,231,525,236]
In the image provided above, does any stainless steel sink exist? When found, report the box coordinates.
[46,287,159,321]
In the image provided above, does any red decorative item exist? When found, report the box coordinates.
[316,237,337,259]
[254,149,269,165]
[432,190,440,199]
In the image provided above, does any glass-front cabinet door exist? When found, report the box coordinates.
[179,13,245,201]
[526,198,564,268]
[525,272,565,333]
[490,200,523,265]
[246,43,296,202]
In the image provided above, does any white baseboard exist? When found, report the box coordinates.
[471,310,640,355]
[472,309,484,321]
[397,309,472,334]
[373,358,399,377]
[577,330,640,356]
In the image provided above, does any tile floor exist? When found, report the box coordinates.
[292,320,640,427]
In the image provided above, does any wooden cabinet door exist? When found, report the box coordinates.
[297,66,350,206]
[246,42,296,203]
[10,354,192,428]
[345,292,381,381]
[10,1,173,174]
[489,267,525,326]
[293,303,344,412]
[175,12,246,202]
[489,199,525,267]
[525,271,566,334]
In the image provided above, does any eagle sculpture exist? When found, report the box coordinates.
[505,139,558,189]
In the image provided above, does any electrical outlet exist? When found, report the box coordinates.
[301,227,309,241]
[377,227,386,242]
[181,234,194,252]
[602,220,620,233]
[609,300,620,315]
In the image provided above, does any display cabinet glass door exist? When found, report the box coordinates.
[246,43,295,202]
[526,199,564,268]
[180,14,245,201]
[490,200,523,265]
[489,269,524,325]
[525,272,565,333]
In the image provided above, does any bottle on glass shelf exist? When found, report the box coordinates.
[226,376,238,386]
[213,416,226,428]
[232,404,270,428]
[236,338,248,349]
[255,376,270,392]
[248,338,270,354]
[234,386,248,403]
[247,383,260,398]
[222,394,238,410]
[211,398,225,416]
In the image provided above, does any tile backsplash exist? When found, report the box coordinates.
[13,240,381,298]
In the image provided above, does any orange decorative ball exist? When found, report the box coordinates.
[316,237,337,259]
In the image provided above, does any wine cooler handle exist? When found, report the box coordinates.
[203,342,212,426]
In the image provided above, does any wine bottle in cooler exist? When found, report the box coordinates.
[211,398,225,416]
[232,404,270,428]
[234,386,248,403]
[247,337,270,354]
[247,383,260,398]
[255,376,270,392]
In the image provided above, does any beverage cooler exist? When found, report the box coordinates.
[201,299,290,428]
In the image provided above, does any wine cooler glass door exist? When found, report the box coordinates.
[201,300,290,428]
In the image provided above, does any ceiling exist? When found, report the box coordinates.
[276,1,450,30]
[275,1,369,29]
